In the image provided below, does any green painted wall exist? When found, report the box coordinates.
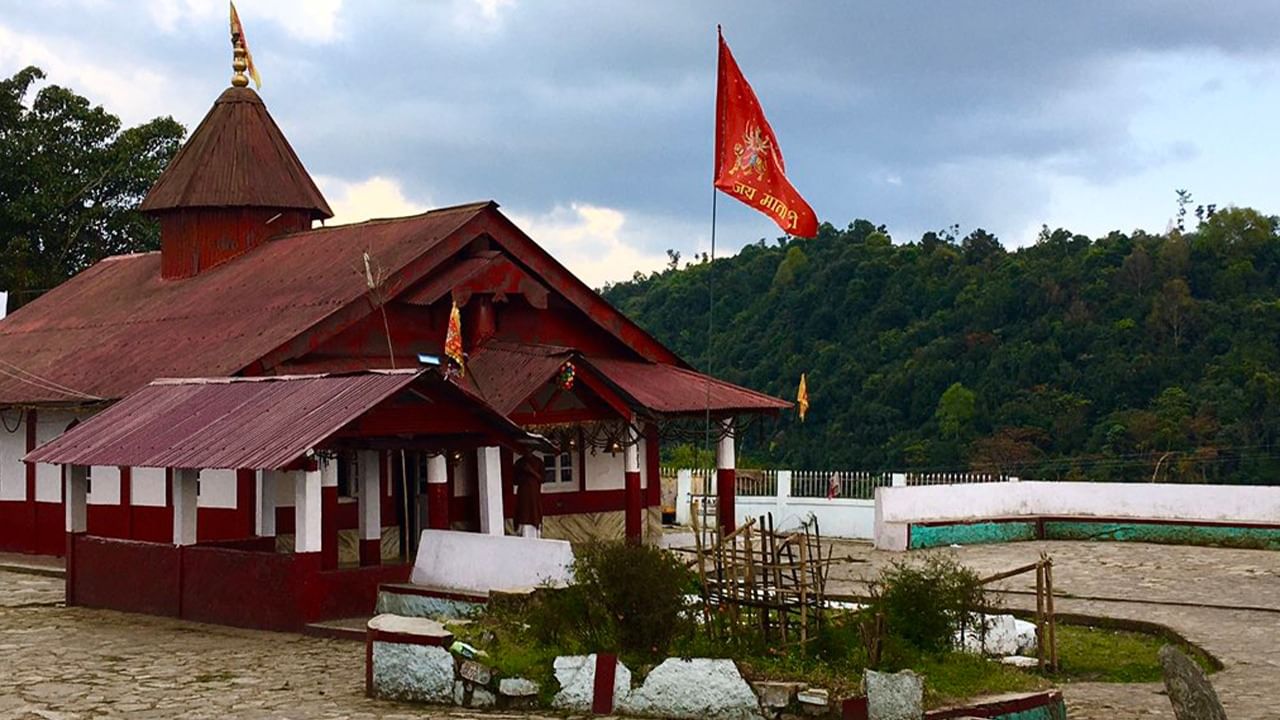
[909,521,1037,549]
[1045,520,1280,550]
[908,517,1280,551]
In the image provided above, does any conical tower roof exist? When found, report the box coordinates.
[141,86,332,219]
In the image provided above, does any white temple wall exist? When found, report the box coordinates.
[0,412,25,501]
[584,450,625,491]
[132,467,168,506]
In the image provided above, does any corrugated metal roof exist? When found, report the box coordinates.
[140,87,332,218]
[0,203,488,405]
[584,357,792,415]
[466,341,573,415]
[25,372,420,470]
[463,342,791,417]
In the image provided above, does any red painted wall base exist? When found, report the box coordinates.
[66,534,410,631]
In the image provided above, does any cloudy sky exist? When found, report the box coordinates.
[4,0,1280,299]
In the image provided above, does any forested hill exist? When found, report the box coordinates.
[602,208,1280,484]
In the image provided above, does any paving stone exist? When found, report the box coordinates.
[1160,645,1227,720]
[864,670,922,720]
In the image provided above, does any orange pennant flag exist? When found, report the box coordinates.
[714,28,818,238]
[445,300,465,376]
[797,373,809,421]
[230,2,262,89]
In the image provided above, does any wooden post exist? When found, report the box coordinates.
[690,500,712,631]
[1045,557,1058,672]
[1034,560,1046,671]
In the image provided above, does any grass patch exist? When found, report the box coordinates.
[1055,625,1212,683]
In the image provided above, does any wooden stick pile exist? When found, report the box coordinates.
[690,503,833,645]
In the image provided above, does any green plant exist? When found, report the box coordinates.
[864,554,990,654]
[526,541,696,662]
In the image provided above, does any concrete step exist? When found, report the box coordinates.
[303,615,372,642]
[376,582,487,620]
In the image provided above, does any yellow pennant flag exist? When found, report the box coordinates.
[230,2,262,89]
[445,300,465,376]
[797,373,809,421]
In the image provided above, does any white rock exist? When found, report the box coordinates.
[956,613,1021,656]
[371,642,456,703]
[499,677,540,697]
[1013,618,1038,655]
[617,658,766,720]
[999,655,1040,668]
[797,687,829,705]
[367,613,452,641]
[552,654,631,712]
[865,669,923,720]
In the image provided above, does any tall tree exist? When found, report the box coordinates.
[0,66,185,313]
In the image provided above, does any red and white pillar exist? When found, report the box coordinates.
[716,418,736,536]
[256,470,277,539]
[64,464,88,605]
[294,468,322,554]
[426,454,449,530]
[624,426,642,543]
[357,450,381,566]
[172,468,198,546]
[477,447,504,536]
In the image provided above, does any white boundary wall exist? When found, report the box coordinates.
[874,480,1280,550]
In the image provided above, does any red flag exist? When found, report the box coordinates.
[714,29,818,238]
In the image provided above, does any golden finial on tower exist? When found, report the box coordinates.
[229,2,261,89]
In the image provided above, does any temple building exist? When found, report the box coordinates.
[0,39,787,629]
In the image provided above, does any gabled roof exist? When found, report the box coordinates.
[464,341,790,418]
[0,203,487,404]
[140,87,332,218]
[24,370,542,470]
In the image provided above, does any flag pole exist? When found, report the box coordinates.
[705,26,722,468]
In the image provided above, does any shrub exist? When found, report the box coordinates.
[865,554,989,654]
[526,541,695,661]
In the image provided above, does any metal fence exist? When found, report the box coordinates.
[662,467,1013,500]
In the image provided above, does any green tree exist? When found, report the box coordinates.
[1,66,185,313]
[935,382,977,439]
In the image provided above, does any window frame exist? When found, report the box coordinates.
[539,450,577,493]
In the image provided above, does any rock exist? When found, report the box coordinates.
[864,669,923,720]
[366,614,454,646]
[469,686,496,708]
[1013,618,1038,655]
[956,614,1021,657]
[618,658,765,720]
[498,677,540,697]
[452,680,465,706]
[1159,645,1226,720]
[370,642,456,703]
[551,654,632,713]
[797,687,829,716]
[752,680,803,708]
[998,655,1040,668]
[459,659,492,686]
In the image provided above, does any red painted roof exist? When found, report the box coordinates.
[25,370,540,470]
[466,341,573,415]
[0,203,487,404]
[25,372,419,470]
[584,356,792,415]
[463,341,790,417]
[140,87,332,218]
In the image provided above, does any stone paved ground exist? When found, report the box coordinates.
[0,569,566,720]
[825,540,1280,719]
[2,541,1277,718]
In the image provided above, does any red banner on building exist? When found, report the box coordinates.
[714,30,818,238]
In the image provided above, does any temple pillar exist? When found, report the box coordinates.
[64,464,88,605]
[294,468,322,554]
[357,450,381,566]
[716,418,736,536]
[624,427,642,543]
[426,454,450,530]
[256,470,277,538]
[477,446,503,536]
[320,457,338,569]
[172,468,199,546]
